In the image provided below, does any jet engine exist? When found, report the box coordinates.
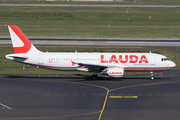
[102,67,124,78]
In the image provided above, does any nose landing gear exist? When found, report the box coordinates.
[150,71,154,80]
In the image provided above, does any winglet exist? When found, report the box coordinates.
[8,25,41,54]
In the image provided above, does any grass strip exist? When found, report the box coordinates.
[0,69,149,76]
[0,6,180,38]
[1,0,180,5]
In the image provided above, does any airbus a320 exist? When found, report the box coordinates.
[5,25,176,80]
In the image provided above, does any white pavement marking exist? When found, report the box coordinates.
[0,103,12,110]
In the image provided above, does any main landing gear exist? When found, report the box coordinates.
[92,71,98,80]
[150,71,154,80]
[92,74,98,80]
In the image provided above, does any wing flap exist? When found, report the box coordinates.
[78,63,109,68]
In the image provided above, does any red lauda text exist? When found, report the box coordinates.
[101,55,148,63]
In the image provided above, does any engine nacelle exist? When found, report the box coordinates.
[102,68,124,78]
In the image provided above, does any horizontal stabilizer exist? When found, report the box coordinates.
[5,54,28,61]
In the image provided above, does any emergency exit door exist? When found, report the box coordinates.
[38,54,43,65]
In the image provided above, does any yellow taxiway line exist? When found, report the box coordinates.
[109,96,138,98]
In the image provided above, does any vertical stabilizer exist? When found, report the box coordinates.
[8,25,41,54]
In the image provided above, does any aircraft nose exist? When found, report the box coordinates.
[171,61,176,68]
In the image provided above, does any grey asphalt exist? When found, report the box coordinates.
[1,37,180,46]
[1,4,180,7]
[0,70,180,120]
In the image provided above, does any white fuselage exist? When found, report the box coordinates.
[6,52,176,72]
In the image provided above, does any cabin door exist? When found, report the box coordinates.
[38,54,43,65]
[150,55,156,65]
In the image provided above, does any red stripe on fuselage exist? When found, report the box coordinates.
[124,67,175,70]
[17,61,175,70]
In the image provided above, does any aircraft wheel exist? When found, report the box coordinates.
[92,74,98,80]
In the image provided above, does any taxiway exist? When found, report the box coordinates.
[0,70,180,120]
[1,37,180,46]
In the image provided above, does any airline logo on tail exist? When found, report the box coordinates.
[8,25,40,54]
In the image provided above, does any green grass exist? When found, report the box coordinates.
[0,68,150,75]
[0,6,180,38]
[0,0,180,5]
[0,5,179,75]
[0,69,91,75]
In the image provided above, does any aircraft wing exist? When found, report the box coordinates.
[71,61,124,72]
[72,61,118,68]
[78,63,109,68]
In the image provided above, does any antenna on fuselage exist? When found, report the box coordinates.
[75,50,77,53]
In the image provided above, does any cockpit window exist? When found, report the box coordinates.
[161,58,169,61]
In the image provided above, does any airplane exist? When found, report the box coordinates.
[5,25,176,80]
